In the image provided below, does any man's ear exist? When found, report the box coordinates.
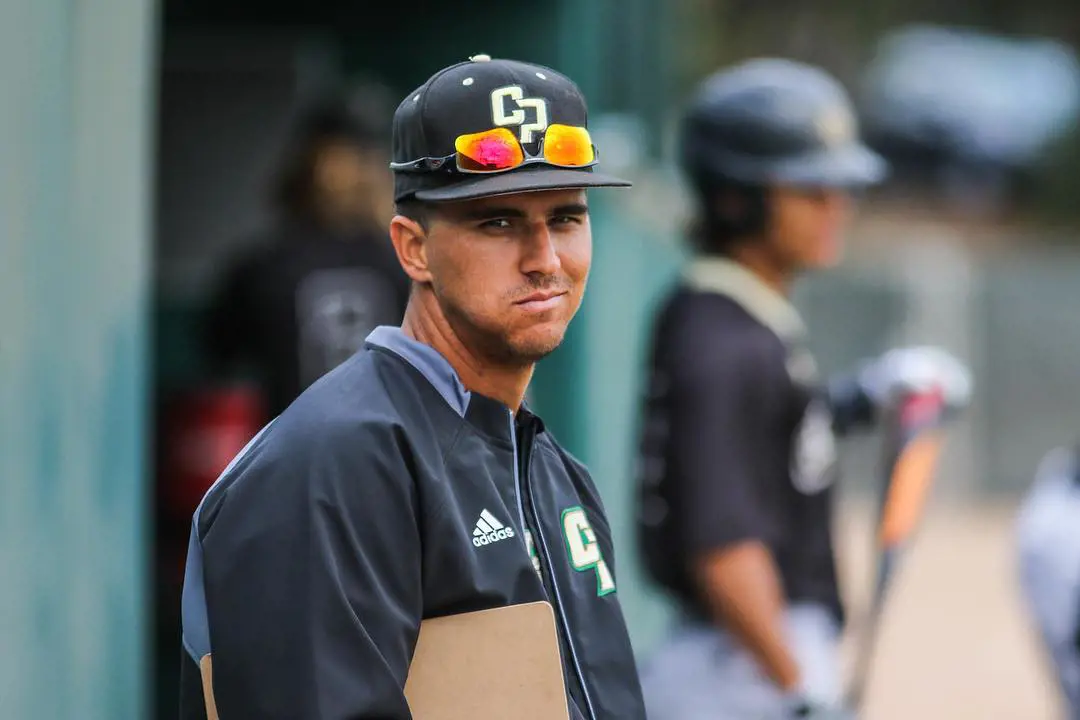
[389,215,434,284]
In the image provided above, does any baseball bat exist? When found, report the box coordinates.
[845,388,949,711]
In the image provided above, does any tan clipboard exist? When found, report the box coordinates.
[200,654,219,720]
[199,601,569,720]
[404,601,571,720]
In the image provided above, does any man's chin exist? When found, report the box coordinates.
[503,325,569,364]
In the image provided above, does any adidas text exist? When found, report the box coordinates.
[472,526,516,547]
[472,508,515,547]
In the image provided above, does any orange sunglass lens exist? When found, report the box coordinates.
[543,124,595,166]
[455,128,524,172]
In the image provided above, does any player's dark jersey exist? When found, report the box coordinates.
[206,220,411,417]
[636,257,843,625]
[180,326,645,720]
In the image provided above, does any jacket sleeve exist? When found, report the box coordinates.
[199,418,423,719]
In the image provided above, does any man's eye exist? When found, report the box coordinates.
[552,215,582,225]
[480,218,512,230]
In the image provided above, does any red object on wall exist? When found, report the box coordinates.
[160,384,267,523]
[155,383,267,593]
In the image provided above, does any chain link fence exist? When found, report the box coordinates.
[798,218,1080,501]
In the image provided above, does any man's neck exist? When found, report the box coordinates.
[727,245,794,297]
[400,294,533,413]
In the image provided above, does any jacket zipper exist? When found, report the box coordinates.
[508,411,528,549]
[510,412,598,720]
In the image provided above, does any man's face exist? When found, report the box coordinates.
[766,185,854,270]
[312,140,393,228]
[405,189,592,365]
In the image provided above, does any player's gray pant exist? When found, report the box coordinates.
[639,602,840,719]
[1016,447,1080,719]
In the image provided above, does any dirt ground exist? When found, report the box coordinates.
[835,499,1064,720]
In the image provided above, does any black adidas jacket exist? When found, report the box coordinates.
[179,326,645,719]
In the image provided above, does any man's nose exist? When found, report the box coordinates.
[520,224,562,277]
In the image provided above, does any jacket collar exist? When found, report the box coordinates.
[367,325,472,415]
[365,326,543,440]
[683,256,806,342]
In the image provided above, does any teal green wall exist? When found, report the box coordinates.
[0,1,156,717]
[568,193,686,655]
[529,0,686,656]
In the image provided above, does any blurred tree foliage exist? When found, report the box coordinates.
[673,0,1080,94]
[672,0,1080,227]
[1026,123,1080,226]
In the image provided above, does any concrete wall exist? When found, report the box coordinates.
[0,1,157,716]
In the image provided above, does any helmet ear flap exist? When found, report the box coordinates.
[690,175,769,255]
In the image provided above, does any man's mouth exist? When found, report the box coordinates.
[514,290,568,312]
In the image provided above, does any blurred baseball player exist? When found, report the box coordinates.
[179,54,646,719]
[633,58,972,719]
[1016,444,1080,719]
[206,88,410,418]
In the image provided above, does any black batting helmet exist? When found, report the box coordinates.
[679,58,887,189]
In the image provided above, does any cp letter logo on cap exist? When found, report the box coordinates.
[490,85,549,143]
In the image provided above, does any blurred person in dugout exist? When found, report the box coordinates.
[633,59,972,719]
[1016,443,1080,719]
[205,82,411,419]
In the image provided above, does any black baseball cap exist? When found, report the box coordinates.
[391,54,632,203]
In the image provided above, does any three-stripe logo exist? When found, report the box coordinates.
[472,508,516,547]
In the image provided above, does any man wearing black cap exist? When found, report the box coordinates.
[179,54,646,720]
[633,58,971,719]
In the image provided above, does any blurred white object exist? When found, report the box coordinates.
[641,604,841,720]
[858,346,973,410]
[860,24,1080,166]
[1015,446,1080,716]
[589,113,647,173]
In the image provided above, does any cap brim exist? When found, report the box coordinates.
[774,143,889,188]
[413,167,632,202]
